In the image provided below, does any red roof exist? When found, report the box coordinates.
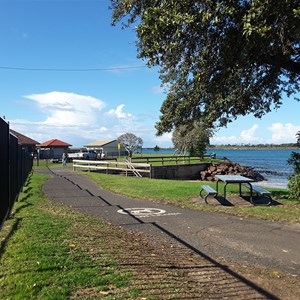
[39,139,72,147]
[10,129,39,145]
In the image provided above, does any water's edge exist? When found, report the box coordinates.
[142,148,300,189]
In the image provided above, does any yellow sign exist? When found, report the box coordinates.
[118,143,120,150]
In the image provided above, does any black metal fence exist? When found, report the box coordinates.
[0,118,33,228]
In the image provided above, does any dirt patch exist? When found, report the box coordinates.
[216,257,300,300]
[68,210,300,299]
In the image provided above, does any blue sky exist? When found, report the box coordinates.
[1,0,299,148]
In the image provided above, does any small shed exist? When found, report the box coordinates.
[84,139,126,157]
[9,129,39,154]
[38,139,72,159]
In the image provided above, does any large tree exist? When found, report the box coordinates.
[172,121,213,157]
[117,133,143,156]
[111,0,300,134]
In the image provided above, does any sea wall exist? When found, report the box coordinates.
[150,160,265,181]
[151,163,210,180]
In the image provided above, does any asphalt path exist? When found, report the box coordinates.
[41,167,300,277]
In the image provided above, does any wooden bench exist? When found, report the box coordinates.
[200,185,218,204]
[245,185,272,205]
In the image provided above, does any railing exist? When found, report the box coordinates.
[125,159,142,177]
[73,159,151,178]
[131,155,212,165]
[0,118,33,228]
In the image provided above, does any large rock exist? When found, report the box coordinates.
[200,159,265,182]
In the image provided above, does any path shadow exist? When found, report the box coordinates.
[48,169,280,299]
[115,203,279,299]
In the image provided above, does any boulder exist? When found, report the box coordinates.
[200,159,265,182]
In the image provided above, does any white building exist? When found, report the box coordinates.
[84,139,126,157]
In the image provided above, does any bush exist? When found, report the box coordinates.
[287,151,300,174]
[287,174,300,202]
[287,131,300,201]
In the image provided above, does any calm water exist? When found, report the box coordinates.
[142,148,300,188]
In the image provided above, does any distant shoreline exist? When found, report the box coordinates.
[207,147,299,150]
[141,147,291,189]
[143,147,299,151]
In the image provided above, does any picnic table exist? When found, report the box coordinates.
[200,175,272,205]
[215,175,254,204]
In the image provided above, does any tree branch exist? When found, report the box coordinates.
[265,55,300,74]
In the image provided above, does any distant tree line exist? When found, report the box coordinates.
[209,143,299,149]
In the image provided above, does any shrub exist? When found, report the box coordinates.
[287,174,300,202]
[287,131,300,201]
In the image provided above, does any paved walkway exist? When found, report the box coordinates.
[41,167,300,279]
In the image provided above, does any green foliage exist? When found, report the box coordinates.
[0,173,129,299]
[117,132,143,156]
[288,151,300,174]
[288,131,300,200]
[172,121,213,158]
[111,0,300,134]
[288,131,300,174]
[288,174,300,202]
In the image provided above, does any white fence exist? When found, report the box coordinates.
[72,159,151,178]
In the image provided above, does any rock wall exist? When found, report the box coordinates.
[200,159,265,182]
[151,163,210,180]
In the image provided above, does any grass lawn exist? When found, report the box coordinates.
[85,172,300,223]
[1,169,299,299]
[0,173,135,299]
[33,159,65,169]
[32,162,300,222]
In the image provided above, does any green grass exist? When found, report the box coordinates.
[130,154,218,166]
[87,172,201,202]
[0,173,133,299]
[31,160,300,222]
[33,159,68,169]
[85,172,300,223]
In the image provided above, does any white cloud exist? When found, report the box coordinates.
[25,91,105,126]
[212,122,300,145]
[153,132,173,148]
[268,123,300,143]
[212,124,262,145]
[100,127,108,133]
[106,104,133,119]
[9,92,152,147]
[240,124,259,142]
